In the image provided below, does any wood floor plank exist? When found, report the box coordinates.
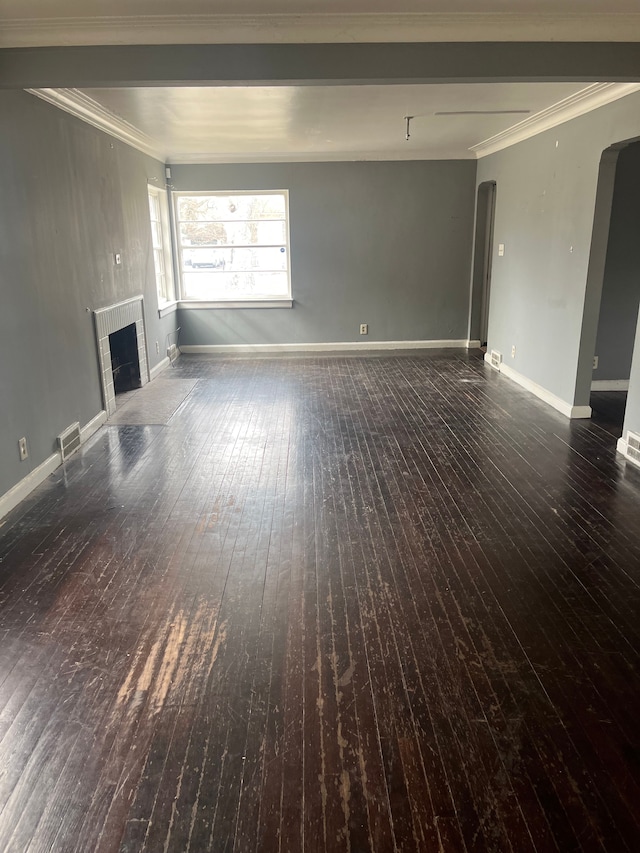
[0,351,639,852]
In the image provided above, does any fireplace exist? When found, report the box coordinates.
[94,296,149,416]
[109,323,141,394]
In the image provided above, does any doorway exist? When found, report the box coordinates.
[588,141,640,437]
[469,181,497,348]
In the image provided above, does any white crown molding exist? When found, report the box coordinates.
[167,150,476,164]
[25,88,165,162]
[3,13,640,48]
[471,82,640,158]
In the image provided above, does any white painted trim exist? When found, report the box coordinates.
[0,410,108,523]
[489,360,592,419]
[569,405,593,419]
[4,14,640,48]
[158,302,178,318]
[178,299,294,310]
[168,151,477,165]
[616,436,640,469]
[591,379,630,391]
[150,357,171,381]
[471,83,640,158]
[467,340,481,349]
[80,410,108,444]
[148,185,176,304]
[180,339,469,354]
[94,294,146,316]
[26,89,165,162]
[0,453,61,525]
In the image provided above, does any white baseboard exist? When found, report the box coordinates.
[180,339,470,355]
[591,379,629,391]
[0,409,107,524]
[80,410,107,443]
[0,452,61,525]
[568,405,593,419]
[150,356,171,380]
[467,340,482,349]
[491,361,592,419]
[617,435,640,469]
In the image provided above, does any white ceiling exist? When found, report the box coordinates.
[10,0,640,163]
[70,83,592,163]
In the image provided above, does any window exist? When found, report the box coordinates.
[148,185,175,306]
[174,191,291,302]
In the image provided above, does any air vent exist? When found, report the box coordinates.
[627,431,640,464]
[490,350,502,369]
[58,422,81,462]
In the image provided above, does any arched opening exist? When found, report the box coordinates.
[576,139,640,437]
[468,181,497,348]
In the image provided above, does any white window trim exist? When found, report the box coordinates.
[172,189,292,305]
[148,183,176,312]
[177,299,293,310]
[158,301,179,317]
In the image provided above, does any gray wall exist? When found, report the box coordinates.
[3,43,640,89]
[171,161,477,346]
[593,141,640,382]
[622,308,640,442]
[0,89,177,499]
[476,90,640,407]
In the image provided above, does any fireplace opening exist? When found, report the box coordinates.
[109,323,142,395]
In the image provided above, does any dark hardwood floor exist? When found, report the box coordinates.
[1,350,639,852]
[590,390,628,438]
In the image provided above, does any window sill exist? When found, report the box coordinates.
[178,299,294,310]
[158,301,178,318]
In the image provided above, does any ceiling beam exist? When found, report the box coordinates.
[2,14,640,50]
[2,42,640,89]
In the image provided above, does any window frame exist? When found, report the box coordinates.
[147,183,176,311]
[172,189,293,307]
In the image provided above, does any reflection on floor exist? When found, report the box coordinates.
[0,351,639,852]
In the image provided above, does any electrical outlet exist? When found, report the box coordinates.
[18,437,28,461]
[360,324,368,335]
[114,253,122,265]
[155,340,160,354]
[593,355,599,370]
[511,345,516,358]
[498,243,505,257]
